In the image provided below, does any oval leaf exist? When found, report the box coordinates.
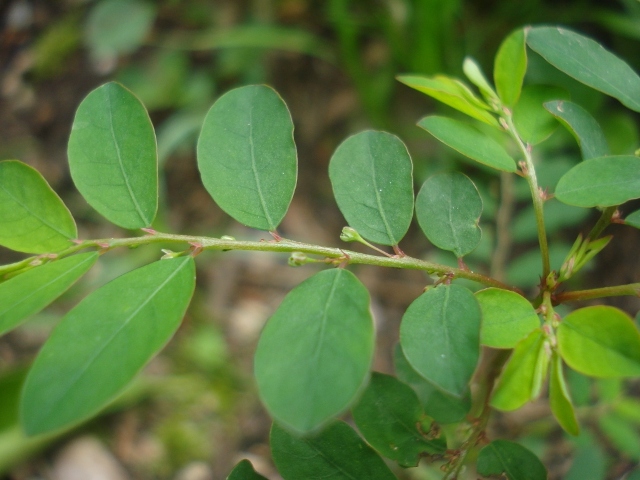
[329,130,414,246]
[227,460,268,480]
[400,284,481,398]
[0,160,77,253]
[477,440,547,480]
[476,288,539,348]
[512,84,569,145]
[557,306,640,377]
[415,172,482,257]
[549,351,580,436]
[351,372,446,467]
[197,85,297,231]
[526,26,640,113]
[68,82,158,229]
[0,253,98,336]
[270,421,397,480]
[418,116,516,172]
[254,269,374,433]
[555,155,640,207]
[20,256,195,435]
[494,28,527,107]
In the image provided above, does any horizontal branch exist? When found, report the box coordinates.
[554,283,640,303]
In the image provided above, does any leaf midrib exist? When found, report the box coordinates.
[249,106,274,230]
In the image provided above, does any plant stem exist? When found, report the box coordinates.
[586,206,618,241]
[553,283,640,303]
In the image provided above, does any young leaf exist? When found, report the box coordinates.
[329,130,414,246]
[68,82,158,229]
[417,116,516,172]
[555,156,640,207]
[197,85,297,231]
[226,459,268,480]
[549,351,580,435]
[0,160,77,253]
[625,209,640,229]
[400,284,481,398]
[415,172,482,257]
[494,28,527,107]
[0,252,98,336]
[254,269,374,433]
[526,26,640,113]
[512,84,569,145]
[557,306,640,377]
[397,75,499,126]
[20,256,195,435]
[477,440,547,480]
[270,421,397,480]
[462,57,498,103]
[351,372,446,467]
[544,100,609,160]
[476,288,539,348]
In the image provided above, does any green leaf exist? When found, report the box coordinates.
[477,440,547,480]
[254,269,374,433]
[68,82,158,229]
[557,306,640,377]
[476,288,539,348]
[625,209,640,229]
[0,253,98,336]
[599,413,640,460]
[544,100,609,160]
[270,421,397,480]
[351,372,446,467]
[397,75,499,126]
[494,28,527,107]
[329,130,414,246]
[415,172,482,258]
[197,85,297,231]
[393,345,470,424]
[20,256,195,435]
[555,155,640,207]
[462,57,498,103]
[565,442,606,480]
[526,26,640,113]
[512,84,569,145]
[491,329,548,411]
[400,284,481,398]
[0,160,77,253]
[549,352,580,435]
[417,116,516,172]
[227,459,268,480]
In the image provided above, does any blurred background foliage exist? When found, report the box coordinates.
[1,0,640,478]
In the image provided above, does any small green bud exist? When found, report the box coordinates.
[220,235,236,241]
[340,226,364,243]
[288,252,307,267]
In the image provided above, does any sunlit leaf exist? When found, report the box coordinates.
[254,269,374,433]
[329,130,413,246]
[418,116,516,172]
[549,352,580,435]
[512,84,569,145]
[197,85,297,231]
[227,459,268,480]
[494,28,527,107]
[477,440,547,480]
[68,82,158,229]
[0,160,77,253]
[463,57,498,103]
[21,256,195,435]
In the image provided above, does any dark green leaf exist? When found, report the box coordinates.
[0,160,77,253]
[549,352,579,435]
[351,372,446,467]
[599,413,640,460]
[270,421,397,480]
[227,459,268,480]
[544,100,608,159]
[557,306,640,377]
[512,84,569,145]
[68,82,158,229]
[329,131,414,246]
[477,440,547,480]
[625,209,640,229]
[417,116,516,172]
[415,172,482,257]
[400,284,481,398]
[494,28,527,107]
[197,85,297,231]
[0,253,98,336]
[21,256,195,435]
[526,26,640,112]
[254,269,374,433]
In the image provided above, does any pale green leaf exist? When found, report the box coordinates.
[494,28,527,107]
[477,440,547,480]
[462,57,498,103]
[512,84,569,145]
[549,351,580,436]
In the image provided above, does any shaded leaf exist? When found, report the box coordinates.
[557,306,640,377]
[625,209,640,229]
[227,459,268,480]
[400,285,481,398]
[68,82,158,229]
[0,160,77,253]
[254,269,374,433]
[329,130,414,246]
[197,85,297,231]
[477,440,547,480]
[565,441,606,480]
[418,116,516,172]
[512,84,569,144]
[21,257,195,435]
[494,28,527,107]
[599,413,640,460]
[0,253,98,336]
[270,421,397,480]
[351,372,446,467]
[549,351,580,435]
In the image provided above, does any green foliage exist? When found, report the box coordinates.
[477,440,547,480]
[494,29,527,107]
[227,460,268,480]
